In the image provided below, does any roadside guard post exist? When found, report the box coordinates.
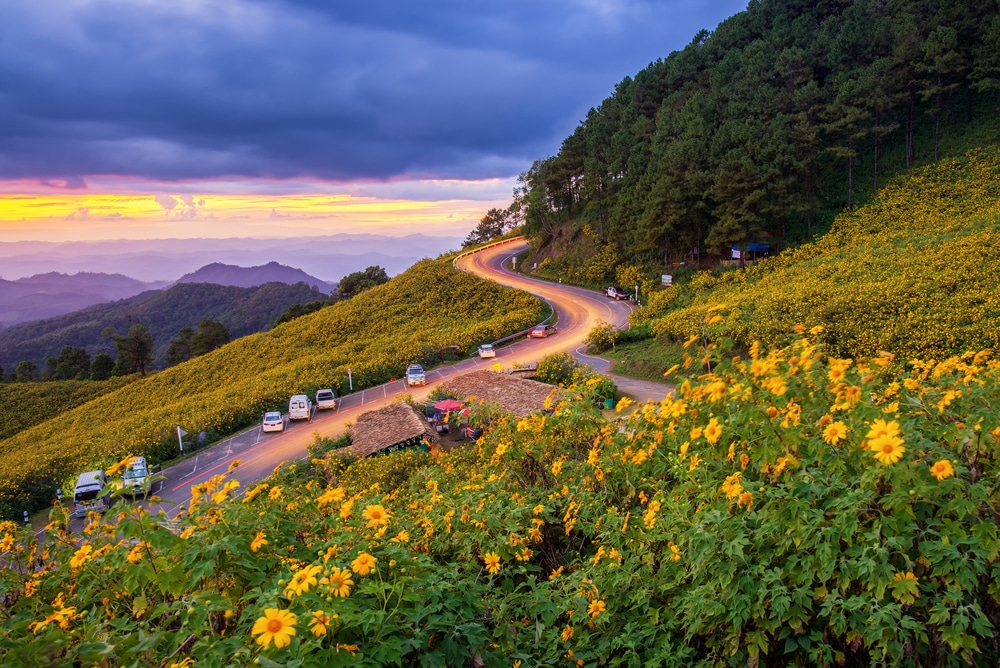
[348,368,353,391]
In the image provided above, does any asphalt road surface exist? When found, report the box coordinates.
[63,239,662,529]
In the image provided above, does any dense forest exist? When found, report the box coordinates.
[515,0,1000,272]
[0,281,327,374]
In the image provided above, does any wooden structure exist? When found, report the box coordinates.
[348,402,438,458]
[441,369,557,417]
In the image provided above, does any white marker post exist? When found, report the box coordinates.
[347,368,353,391]
[177,426,188,454]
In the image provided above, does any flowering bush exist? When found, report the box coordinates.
[642,148,1000,361]
[0,377,133,440]
[4,332,996,665]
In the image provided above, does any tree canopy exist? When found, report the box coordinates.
[337,266,390,300]
[104,323,155,377]
[516,0,1000,274]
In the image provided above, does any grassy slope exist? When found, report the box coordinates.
[637,148,1000,360]
[0,258,543,516]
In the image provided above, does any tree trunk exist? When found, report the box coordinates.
[934,80,942,162]
[906,98,914,169]
[873,115,880,194]
[847,137,854,211]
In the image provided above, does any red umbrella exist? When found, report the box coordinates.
[434,399,464,411]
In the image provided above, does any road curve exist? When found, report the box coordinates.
[131,240,642,523]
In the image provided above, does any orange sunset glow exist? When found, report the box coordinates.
[0,186,510,241]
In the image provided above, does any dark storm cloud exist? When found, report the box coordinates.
[0,0,746,184]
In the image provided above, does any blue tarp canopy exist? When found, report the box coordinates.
[733,243,771,253]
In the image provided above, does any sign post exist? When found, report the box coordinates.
[662,274,672,287]
[177,426,187,454]
[347,368,353,391]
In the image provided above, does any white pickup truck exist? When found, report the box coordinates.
[315,388,337,411]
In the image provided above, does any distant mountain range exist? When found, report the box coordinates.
[0,233,460,282]
[0,281,328,373]
[0,261,335,328]
[0,272,169,327]
[177,261,336,293]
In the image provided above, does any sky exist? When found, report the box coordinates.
[0,0,747,242]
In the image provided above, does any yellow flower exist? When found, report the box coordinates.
[105,455,136,478]
[642,500,661,529]
[689,426,703,440]
[929,459,955,481]
[532,504,545,515]
[285,564,322,597]
[683,333,700,349]
[869,435,906,465]
[667,541,681,561]
[704,418,722,444]
[69,543,94,570]
[688,454,701,471]
[30,603,78,634]
[167,659,194,668]
[822,421,848,445]
[243,484,267,502]
[351,553,377,576]
[327,567,354,597]
[268,486,283,501]
[561,624,574,641]
[361,504,391,528]
[549,566,564,579]
[309,610,331,637]
[126,543,146,564]
[614,396,634,412]
[211,479,240,504]
[866,419,901,442]
[250,531,268,553]
[391,530,410,543]
[483,552,501,575]
[587,599,606,618]
[251,608,297,648]
[720,472,744,501]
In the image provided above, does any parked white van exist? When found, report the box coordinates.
[288,394,312,420]
[73,470,109,518]
[315,388,337,411]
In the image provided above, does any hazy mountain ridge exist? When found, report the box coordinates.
[177,261,336,292]
[0,233,462,282]
[0,281,327,373]
[0,272,168,327]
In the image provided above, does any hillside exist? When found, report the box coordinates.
[633,148,1000,361]
[176,261,337,293]
[0,377,134,440]
[0,271,165,326]
[514,0,1000,278]
[0,258,543,516]
[0,281,327,373]
[3,336,997,665]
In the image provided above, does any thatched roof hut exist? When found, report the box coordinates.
[349,402,438,458]
[442,369,558,417]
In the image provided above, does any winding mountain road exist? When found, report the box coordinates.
[110,239,669,523]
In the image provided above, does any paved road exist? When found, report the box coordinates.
[65,240,667,528]
[455,240,674,404]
